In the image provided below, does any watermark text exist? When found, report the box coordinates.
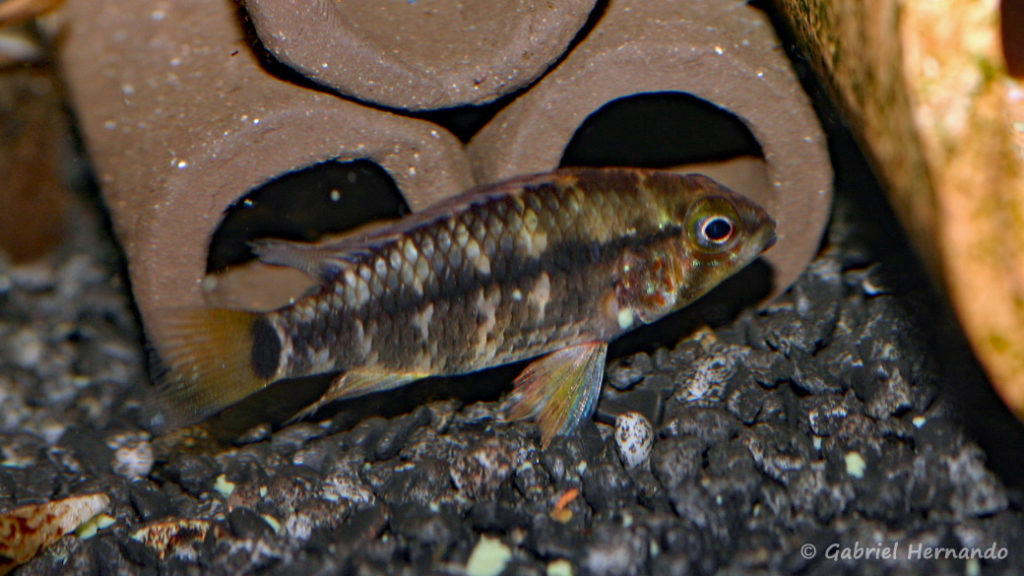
[798,541,1008,562]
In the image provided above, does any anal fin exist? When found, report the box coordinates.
[290,369,425,422]
[507,341,608,448]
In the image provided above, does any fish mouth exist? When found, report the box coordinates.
[735,227,777,269]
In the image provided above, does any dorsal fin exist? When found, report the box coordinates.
[249,238,375,283]
[249,216,405,283]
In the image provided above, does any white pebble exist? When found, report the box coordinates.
[9,329,43,369]
[214,474,236,498]
[615,411,653,469]
[547,559,573,576]
[466,535,511,576]
[845,451,866,479]
[108,434,154,479]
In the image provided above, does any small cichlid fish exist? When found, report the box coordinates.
[160,168,776,446]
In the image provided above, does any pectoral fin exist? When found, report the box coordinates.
[290,369,425,422]
[507,341,608,447]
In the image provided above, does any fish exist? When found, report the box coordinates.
[159,167,776,447]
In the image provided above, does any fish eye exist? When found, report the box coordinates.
[700,216,734,245]
[685,196,740,252]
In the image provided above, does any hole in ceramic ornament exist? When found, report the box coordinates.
[561,92,763,168]
[204,160,410,311]
[561,92,775,351]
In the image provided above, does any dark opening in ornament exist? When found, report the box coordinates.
[207,160,409,274]
[560,92,763,168]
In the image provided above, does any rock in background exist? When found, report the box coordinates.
[772,0,1024,424]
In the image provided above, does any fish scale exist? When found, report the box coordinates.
[160,167,775,446]
[274,180,638,375]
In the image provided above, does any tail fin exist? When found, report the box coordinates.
[158,308,277,424]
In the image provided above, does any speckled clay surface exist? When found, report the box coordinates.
[243,0,599,110]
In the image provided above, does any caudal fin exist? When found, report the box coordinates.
[158,308,279,424]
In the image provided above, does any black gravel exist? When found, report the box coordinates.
[3,136,1024,576]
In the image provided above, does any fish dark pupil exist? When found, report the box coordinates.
[704,217,733,242]
[251,317,281,379]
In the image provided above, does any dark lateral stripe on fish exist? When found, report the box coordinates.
[302,189,671,318]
